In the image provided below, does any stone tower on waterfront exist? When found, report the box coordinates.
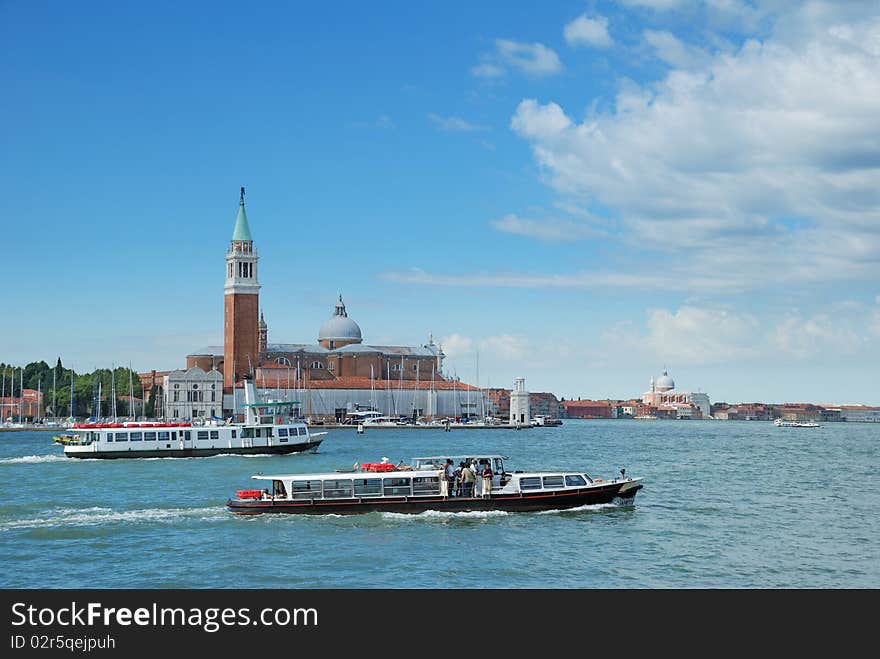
[223,187,261,392]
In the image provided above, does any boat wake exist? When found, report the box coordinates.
[381,509,511,521]
[535,502,621,515]
[0,454,68,465]
[0,506,226,531]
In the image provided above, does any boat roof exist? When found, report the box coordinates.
[412,454,508,461]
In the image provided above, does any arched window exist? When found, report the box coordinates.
[391,363,402,372]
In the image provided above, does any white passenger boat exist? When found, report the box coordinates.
[774,418,820,428]
[61,379,325,459]
[227,454,643,515]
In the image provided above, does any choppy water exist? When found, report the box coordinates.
[1,420,877,588]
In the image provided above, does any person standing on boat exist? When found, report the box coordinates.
[480,459,493,498]
[471,458,481,497]
[439,459,450,497]
[444,459,456,497]
[460,460,475,497]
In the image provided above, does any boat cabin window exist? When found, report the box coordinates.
[383,477,412,497]
[129,432,143,442]
[520,477,542,491]
[272,480,287,498]
[493,458,504,474]
[289,480,323,500]
[232,430,237,439]
[412,476,440,495]
[298,427,307,436]
[158,431,170,441]
[323,479,353,499]
[197,431,209,440]
[210,430,219,440]
[144,432,157,441]
[565,475,587,487]
[582,474,594,484]
[104,433,112,442]
[242,428,253,439]
[353,478,382,497]
[114,433,128,442]
[542,476,564,489]
[277,428,288,437]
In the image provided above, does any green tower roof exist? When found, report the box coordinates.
[232,187,253,242]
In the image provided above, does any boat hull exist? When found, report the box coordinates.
[227,480,642,515]
[64,439,322,459]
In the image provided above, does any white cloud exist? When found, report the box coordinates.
[643,29,710,70]
[427,113,488,132]
[771,313,863,359]
[438,333,473,358]
[600,304,878,367]
[508,3,880,291]
[490,213,602,242]
[564,15,613,48]
[479,334,529,361]
[470,61,505,78]
[472,39,563,79]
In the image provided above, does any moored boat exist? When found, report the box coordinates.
[60,378,326,459]
[226,454,643,515]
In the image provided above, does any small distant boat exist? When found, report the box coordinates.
[774,418,820,428]
[531,415,563,427]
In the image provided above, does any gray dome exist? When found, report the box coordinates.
[318,295,362,341]
[655,371,675,391]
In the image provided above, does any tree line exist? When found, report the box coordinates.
[0,358,146,419]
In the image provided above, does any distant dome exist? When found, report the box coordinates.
[318,295,362,342]
[655,370,675,392]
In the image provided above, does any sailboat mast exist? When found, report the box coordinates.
[70,371,74,419]
[19,368,23,423]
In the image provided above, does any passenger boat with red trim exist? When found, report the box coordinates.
[61,379,325,459]
[226,454,643,515]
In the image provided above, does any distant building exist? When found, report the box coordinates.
[834,405,880,423]
[163,367,224,421]
[563,400,614,419]
[509,377,531,426]
[529,392,562,419]
[0,389,43,421]
[641,370,710,418]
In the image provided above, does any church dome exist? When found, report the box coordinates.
[318,295,362,342]
[655,370,675,392]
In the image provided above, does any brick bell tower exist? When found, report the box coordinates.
[223,187,261,392]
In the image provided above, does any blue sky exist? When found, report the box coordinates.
[2,0,879,404]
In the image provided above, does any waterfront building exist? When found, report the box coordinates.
[562,399,616,419]
[641,370,710,418]
[0,389,42,421]
[833,405,880,423]
[162,367,224,421]
[509,377,531,425]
